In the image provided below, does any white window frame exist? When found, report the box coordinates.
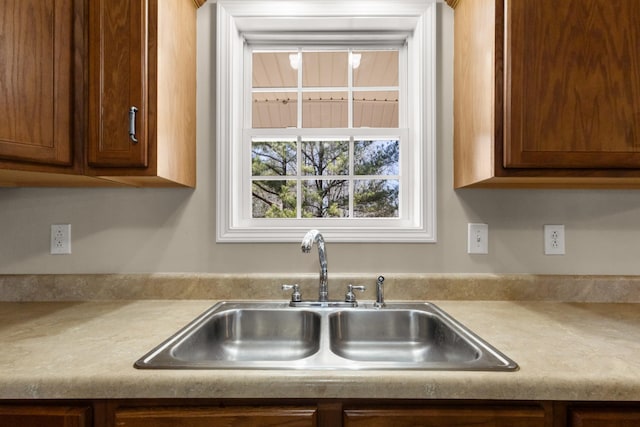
[215,0,438,242]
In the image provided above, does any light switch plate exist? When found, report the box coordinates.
[467,223,488,254]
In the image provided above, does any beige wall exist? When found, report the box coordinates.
[1,5,640,275]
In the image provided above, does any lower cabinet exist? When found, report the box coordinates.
[114,406,318,427]
[568,407,640,427]
[0,405,90,427]
[343,405,546,427]
[2,400,640,427]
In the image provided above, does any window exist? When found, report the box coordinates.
[216,0,437,242]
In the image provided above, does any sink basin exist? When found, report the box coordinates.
[329,310,480,363]
[135,302,321,369]
[327,307,516,370]
[135,301,517,371]
[172,309,321,362]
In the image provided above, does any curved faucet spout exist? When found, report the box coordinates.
[301,229,328,302]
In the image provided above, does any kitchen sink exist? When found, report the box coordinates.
[135,301,518,371]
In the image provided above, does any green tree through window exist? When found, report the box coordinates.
[252,139,399,218]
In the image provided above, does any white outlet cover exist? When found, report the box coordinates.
[544,224,565,255]
[467,223,488,254]
[51,224,71,255]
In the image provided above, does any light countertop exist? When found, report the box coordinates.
[1,299,639,401]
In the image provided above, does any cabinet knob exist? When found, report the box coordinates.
[129,106,139,143]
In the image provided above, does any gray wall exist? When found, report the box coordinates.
[2,4,640,275]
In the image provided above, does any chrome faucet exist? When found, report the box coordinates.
[301,229,328,302]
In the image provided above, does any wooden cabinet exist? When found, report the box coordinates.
[0,0,200,187]
[4,400,640,427]
[0,405,90,427]
[88,0,148,170]
[568,407,640,427]
[0,0,98,186]
[109,401,550,427]
[114,406,318,427]
[452,0,640,188]
[344,405,546,427]
[87,0,197,187]
[0,0,74,166]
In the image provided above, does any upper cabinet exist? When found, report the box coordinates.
[452,0,640,188]
[0,0,95,186]
[0,0,74,166]
[87,0,197,187]
[0,0,201,187]
[88,0,149,169]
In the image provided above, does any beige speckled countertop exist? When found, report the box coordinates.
[2,298,640,401]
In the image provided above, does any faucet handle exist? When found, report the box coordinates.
[281,284,302,302]
[344,284,366,304]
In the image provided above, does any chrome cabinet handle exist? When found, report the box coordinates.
[129,106,139,143]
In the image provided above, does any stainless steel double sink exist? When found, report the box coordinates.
[135,301,518,371]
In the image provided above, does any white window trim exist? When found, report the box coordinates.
[215,0,438,242]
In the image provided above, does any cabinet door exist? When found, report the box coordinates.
[344,407,546,427]
[569,407,640,427]
[115,406,317,427]
[0,0,74,166]
[0,405,89,427]
[504,0,640,169]
[88,0,148,168]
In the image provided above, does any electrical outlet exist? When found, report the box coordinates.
[51,224,71,255]
[467,223,488,254]
[544,224,565,255]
